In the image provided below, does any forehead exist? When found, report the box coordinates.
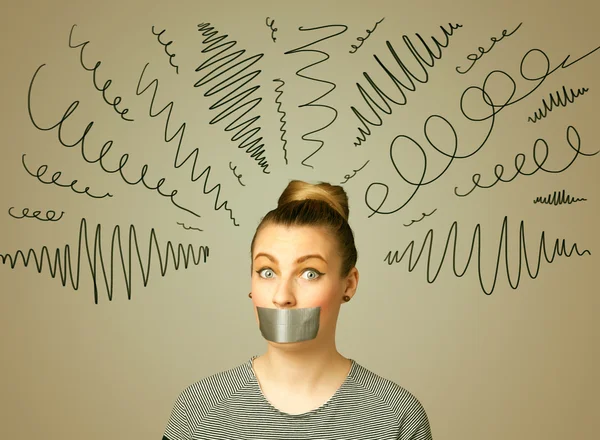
[253,224,338,261]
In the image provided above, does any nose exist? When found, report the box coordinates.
[271,277,296,308]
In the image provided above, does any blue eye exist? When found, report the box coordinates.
[258,268,275,279]
[301,269,322,280]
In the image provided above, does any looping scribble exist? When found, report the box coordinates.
[8,207,65,222]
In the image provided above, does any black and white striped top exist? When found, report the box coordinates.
[162,356,432,440]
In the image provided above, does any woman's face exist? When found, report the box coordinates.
[251,223,358,345]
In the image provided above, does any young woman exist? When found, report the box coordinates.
[162,180,433,439]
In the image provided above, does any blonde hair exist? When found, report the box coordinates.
[251,180,357,276]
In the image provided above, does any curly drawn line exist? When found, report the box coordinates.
[351,23,462,147]
[28,64,207,219]
[21,153,113,199]
[349,18,384,54]
[284,24,348,168]
[152,26,180,74]
[364,45,600,218]
[454,126,598,197]
[266,17,278,42]
[403,209,437,227]
[195,23,271,174]
[0,218,209,304]
[340,160,370,184]
[533,189,587,205]
[384,216,590,295]
[177,222,203,232]
[272,78,289,164]
[228,161,246,186]
[68,25,134,122]
[135,63,238,225]
[527,86,589,123]
[8,207,65,222]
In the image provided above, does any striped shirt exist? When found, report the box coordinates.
[162,356,432,440]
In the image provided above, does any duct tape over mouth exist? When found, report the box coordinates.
[256,306,321,343]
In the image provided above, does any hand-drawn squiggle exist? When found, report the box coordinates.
[266,17,278,42]
[8,207,65,222]
[351,23,462,147]
[21,154,113,199]
[0,218,210,304]
[152,26,180,74]
[340,160,370,184]
[135,63,238,225]
[403,209,437,227]
[384,216,590,295]
[195,23,270,174]
[284,24,348,168]
[272,79,289,164]
[534,189,587,205]
[527,86,589,123]
[28,64,203,219]
[228,161,246,186]
[364,45,600,217]
[349,18,384,54]
[177,222,203,232]
[454,125,598,197]
[68,25,134,122]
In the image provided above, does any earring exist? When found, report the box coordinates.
[343,295,351,302]
[248,292,253,298]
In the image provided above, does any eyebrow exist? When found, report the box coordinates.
[253,253,327,264]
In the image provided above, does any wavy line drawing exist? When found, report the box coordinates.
[152,25,180,74]
[266,17,278,42]
[383,216,590,295]
[272,78,289,164]
[527,86,589,123]
[228,161,246,186]
[403,209,437,227]
[177,222,203,232]
[534,189,587,205]
[0,218,209,304]
[135,63,238,225]
[8,207,65,222]
[195,22,271,174]
[340,160,370,184]
[21,153,113,199]
[351,22,462,147]
[284,23,348,168]
[349,18,384,54]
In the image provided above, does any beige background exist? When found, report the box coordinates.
[1,0,598,439]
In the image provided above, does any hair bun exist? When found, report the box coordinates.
[278,180,349,221]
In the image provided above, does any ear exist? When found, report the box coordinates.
[343,267,359,299]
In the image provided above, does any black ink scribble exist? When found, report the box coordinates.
[384,216,590,295]
[349,18,384,54]
[0,218,209,304]
[272,79,289,164]
[21,154,113,199]
[364,45,600,217]
[285,24,348,168]
[340,160,370,184]
[28,64,209,219]
[68,24,134,122]
[135,63,238,225]
[195,23,271,174]
[456,23,522,74]
[152,26,180,74]
[266,17,278,42]
[403,209,437,227]
[351,23,462,147]
[177,222,203,232]
[527,86,589,123]
[8,207,65,222]
[228,161,246,186]
[454,126,598,197]
[534,189,587,205]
